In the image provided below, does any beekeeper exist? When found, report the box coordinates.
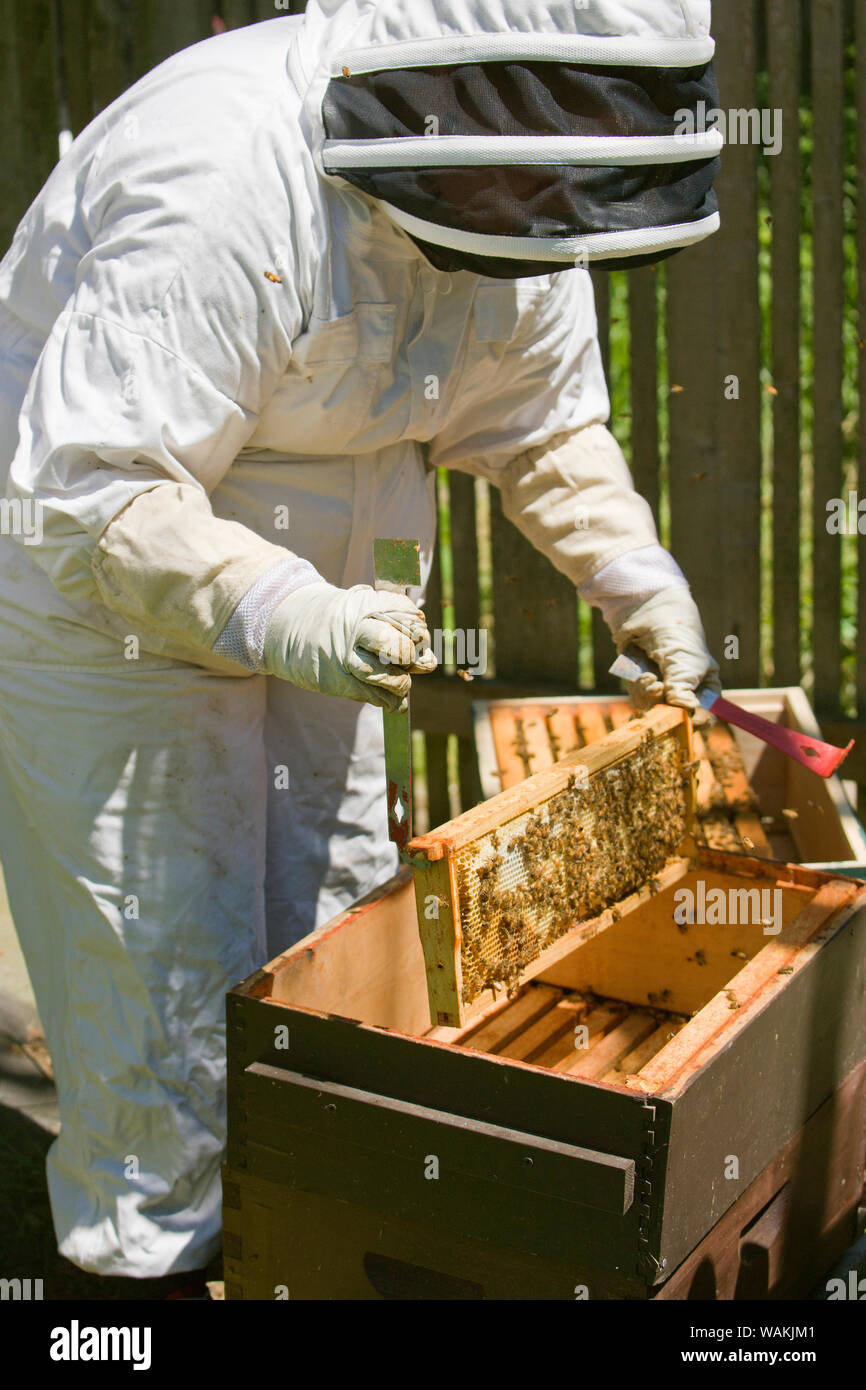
[0,0,722,1285]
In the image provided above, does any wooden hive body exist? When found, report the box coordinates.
[226,832,866,1299]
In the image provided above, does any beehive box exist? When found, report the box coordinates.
[473,686,866,870]
[224,710,866,1299]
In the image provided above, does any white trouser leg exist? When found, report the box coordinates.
[0,442,435,1272]
[0,662,267,1277]
[263,683,398,953]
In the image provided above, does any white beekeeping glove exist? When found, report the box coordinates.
[262,583,437,712]
[607,588,722,712]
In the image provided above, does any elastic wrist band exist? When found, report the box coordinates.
[212,556,324,671]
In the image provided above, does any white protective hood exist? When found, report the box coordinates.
[292,0,720,274]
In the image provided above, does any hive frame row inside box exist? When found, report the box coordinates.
[473,685,866,874]
[225,699,866,1300]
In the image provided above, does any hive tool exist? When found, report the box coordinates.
[373,538,422,862]
[610,645,854,778]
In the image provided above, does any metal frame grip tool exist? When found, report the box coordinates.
[373,538,422,862]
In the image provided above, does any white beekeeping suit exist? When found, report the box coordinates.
[0,0,720,1280]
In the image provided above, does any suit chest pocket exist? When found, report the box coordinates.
[473,284,549,346]
[295,303,397,366]
[252,303,398,456]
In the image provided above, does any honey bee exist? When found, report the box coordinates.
[648,989,672,1007]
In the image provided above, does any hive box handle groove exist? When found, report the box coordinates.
[245,1061,635,1216]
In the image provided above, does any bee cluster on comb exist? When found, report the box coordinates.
[454,731,688,1004]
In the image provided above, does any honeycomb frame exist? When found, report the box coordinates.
[409,705,696,1028]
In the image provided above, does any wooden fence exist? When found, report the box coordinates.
[1,0,864,824]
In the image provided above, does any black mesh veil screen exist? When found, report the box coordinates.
[323,60,721,276]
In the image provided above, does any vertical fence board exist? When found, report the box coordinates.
[422,734,451,828]
[810,0,845,714]
[0,0,60,254]
[90,0,136,105]
[448,472,483,808]
[857,0,866,722]
[129,0,213,80]
[628,267,661,525]
[591,242,617,722]
[489,489,579,686]
[59,0,98,136]
[421,531,450,829]
[590,608,618,691]
[667,0,763,688]
[767,0,803,686]
[591,268,611,384]
[449,472,480,640]
[221,1,262,25]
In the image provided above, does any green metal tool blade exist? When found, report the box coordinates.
[373,537,421,589]
[373,539,421,860]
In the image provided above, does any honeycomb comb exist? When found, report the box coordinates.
[408,704,696,1028]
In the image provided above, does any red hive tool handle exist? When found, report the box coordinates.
[610,646,854,779]
[707,695,854,779]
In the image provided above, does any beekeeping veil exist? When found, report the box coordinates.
[298,0,723,277]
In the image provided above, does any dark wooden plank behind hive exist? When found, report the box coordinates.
[857,0,866,786]
[628,267,661,527]
[0,0,60,255]
[489,490,579,686]
[588,267,620,691]
[591,268,611,382]
[809,0,845,715]
[767,0,803,687]
[666,0,762,688]
[449,472,483,808]
[127,1,214,79]
[422,528,450,828]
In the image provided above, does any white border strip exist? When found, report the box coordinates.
[333,33,715,76]
[379,202,721,263]
[323,132,724,170]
